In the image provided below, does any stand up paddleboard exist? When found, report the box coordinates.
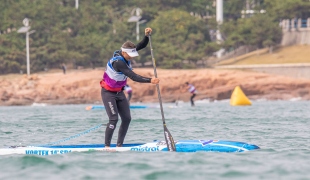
[86,105,149,110]
[0,140,259,156]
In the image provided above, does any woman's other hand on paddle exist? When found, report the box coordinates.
[151,78,160,84]
[145,27,152,36]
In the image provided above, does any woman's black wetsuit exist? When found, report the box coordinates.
[101,36,151,147]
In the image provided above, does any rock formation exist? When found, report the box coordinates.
[1,68,310,106]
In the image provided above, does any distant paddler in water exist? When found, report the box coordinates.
[124,84,132,103]
[185,82,197,106]
[100,27,159,148]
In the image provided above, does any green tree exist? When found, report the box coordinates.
[264,0,310,20]
[0,33,25,74]
[147,9,212,68]
[221,14,282,52]
[0,0,305,74]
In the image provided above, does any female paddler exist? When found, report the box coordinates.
[100,27,159,148]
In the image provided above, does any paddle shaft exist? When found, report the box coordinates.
[148,34,176,152]
[149,38,165,123]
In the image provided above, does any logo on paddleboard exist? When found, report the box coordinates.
[199,140,213,146]
[25,149,72,155]
[130,146,159,152]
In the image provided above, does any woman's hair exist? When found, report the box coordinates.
[122,41,136,49]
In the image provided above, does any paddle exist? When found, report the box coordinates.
[148,34,176,152]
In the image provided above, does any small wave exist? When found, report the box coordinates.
[221,170,248,177]
[289,97,302,101]
[254,98,268,102]
[4,132,13,134]
[31,103,47,107]
[196,99,211,103]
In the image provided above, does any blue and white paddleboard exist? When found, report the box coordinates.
[0,140,259,156]
[86,105,149,110]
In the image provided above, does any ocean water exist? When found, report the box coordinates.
[0,100,309,180]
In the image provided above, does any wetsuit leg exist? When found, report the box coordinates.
[116,92,131,147]
[127,92,132,102]
[101,88,119,147]
[191,93,196,106]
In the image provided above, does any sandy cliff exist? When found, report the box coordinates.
[1,68,310,106]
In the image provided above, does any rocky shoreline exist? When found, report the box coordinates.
[1,68,310,106]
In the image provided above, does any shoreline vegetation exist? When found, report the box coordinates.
[3,1,308,74]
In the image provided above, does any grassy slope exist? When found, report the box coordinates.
[216,45,310,66]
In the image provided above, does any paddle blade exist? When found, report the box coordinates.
[163,124,176,152]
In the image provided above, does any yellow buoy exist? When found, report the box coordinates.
[230,86,252,106]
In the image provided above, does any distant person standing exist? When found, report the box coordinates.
[62,63,67,74]
[124,84,132,103]
[185,82,197,106]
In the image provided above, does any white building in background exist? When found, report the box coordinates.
[281,18,310,46]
